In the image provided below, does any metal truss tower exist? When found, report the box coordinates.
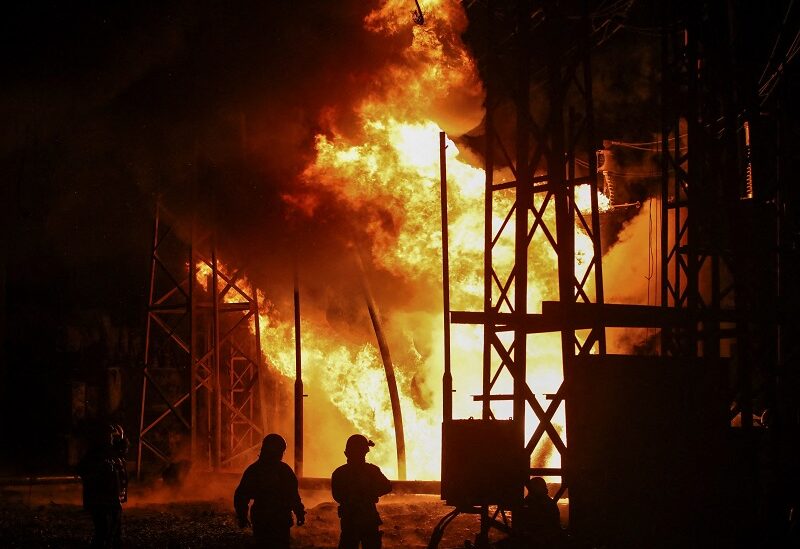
[136,201,267,478]
[436,1,748,546]
[659,1,740,365]
[657,0,800,543]
[445,0,605,533]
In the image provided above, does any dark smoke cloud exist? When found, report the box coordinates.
[1,0,416,469]
[3,0,417,318]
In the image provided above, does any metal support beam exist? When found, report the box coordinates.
[294,274,304,478]
[440,132,453,424]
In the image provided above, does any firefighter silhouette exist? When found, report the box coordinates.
[518,477,562,548]
[77,423,128,549]
[331,434,392,549]
[234,433,305,549]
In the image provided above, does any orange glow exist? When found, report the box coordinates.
[193,261,254,305]
[194,262,213,291]
[234,1,610,479]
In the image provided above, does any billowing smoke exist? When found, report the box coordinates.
[2,0,665,478]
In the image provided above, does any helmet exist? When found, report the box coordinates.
[260,433,287,458]
[110,424,129,457]
[526,476,548,497]
[110,424,124,444]
[87,422,126,452]
[344,434,375,457]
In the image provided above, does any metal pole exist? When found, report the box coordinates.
[685,12,700,357]
[189,218,197,465]
[254,292,268,435]
[294,273,304,478]
[582,5,606,354]
[212,246,222,470]
[137,371,148,480]
[482,0,495,423]
[514,0,531,446]
[137,201,160,480]
[660,5,670,345]
[440,131,452,422]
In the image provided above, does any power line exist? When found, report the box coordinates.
[758,0,796,87]
[759,2,800,104]
[607,135,687,148]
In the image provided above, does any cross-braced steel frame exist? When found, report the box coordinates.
[659,2,769,433]
[451,0,605,517]
[659,2,739,367]
[434,2,773,547]
[657,1,788,542]
[436,1,791,546]
[136,201,267,478]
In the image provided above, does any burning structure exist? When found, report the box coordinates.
[131,0,800,545]
[2,0,799,547]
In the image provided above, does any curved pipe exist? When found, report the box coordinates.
[354,250,407,480]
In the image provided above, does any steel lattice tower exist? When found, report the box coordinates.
[447,0,606,532]
[437,1,748,546]
[661,0,800,542]
[136,200,268,478]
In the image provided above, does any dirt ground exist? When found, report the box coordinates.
[0,479,514,548]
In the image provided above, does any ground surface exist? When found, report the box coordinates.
[0,481,505,548]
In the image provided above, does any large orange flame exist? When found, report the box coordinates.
[241,0,610,479]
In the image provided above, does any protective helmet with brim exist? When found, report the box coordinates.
[344,434,375,456]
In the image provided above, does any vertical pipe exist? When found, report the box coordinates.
[440,132,452,423]
[294,273,304,478]
[212,247,222,470]
[482,0,495,422]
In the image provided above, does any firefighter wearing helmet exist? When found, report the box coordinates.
[331,434,392,549]
[234,433,305,549]
[77,422,129,548]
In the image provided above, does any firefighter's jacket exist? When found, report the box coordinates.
[77,450,128,510]
[331,461,392,526]
[519,492,561,545]
[234,458,305,526]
